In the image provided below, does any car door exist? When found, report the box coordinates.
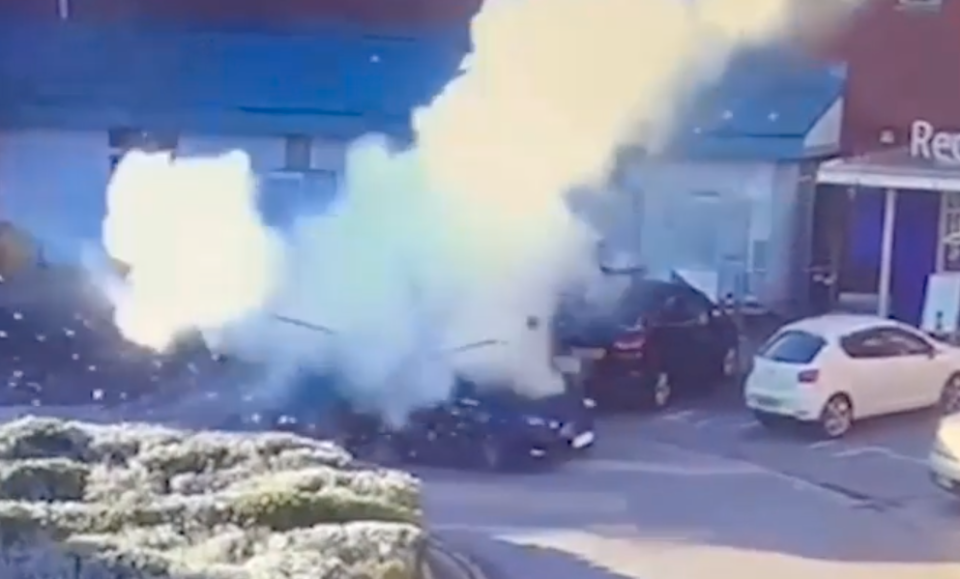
[836,329,903,417]
[657,289,715,387]
[875,327,944,410]
[677,286,737,379]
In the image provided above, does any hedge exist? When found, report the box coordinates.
[0,416,425,579]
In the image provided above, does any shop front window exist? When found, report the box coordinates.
[939,192,960,272]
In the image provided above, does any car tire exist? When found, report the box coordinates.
[941,373,960,415]
[721,346,739,380]
[647,371,673,411]
[818,394,854,439]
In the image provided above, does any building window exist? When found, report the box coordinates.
[284,135,313,170]
[260,169,339,229]
[940,192,960,272]
[748,239,769,299]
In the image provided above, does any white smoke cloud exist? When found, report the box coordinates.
[99,0,856,420]
[102,150,284,350]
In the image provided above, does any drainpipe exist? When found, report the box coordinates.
[877,188,898,318]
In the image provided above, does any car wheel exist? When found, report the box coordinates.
[819,394,854,439]
[650,372,673,410]
[721,347,739,379]
[941,373,960,414]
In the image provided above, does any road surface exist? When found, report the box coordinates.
[421,410,960,579]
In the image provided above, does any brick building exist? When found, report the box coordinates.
[814,0,960,326]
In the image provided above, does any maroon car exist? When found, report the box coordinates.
[556,278,740,411]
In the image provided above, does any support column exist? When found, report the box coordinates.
[877,188,898,318]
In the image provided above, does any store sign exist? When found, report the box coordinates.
[910,119,960,164]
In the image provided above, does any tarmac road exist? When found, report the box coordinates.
[626,382,957,522]
[421,424,960,579]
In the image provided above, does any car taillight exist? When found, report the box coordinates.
[614,333,646,351]
[797,369,819,384]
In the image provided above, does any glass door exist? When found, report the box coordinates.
[938,191,960,272]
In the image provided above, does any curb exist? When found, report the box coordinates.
[425,537,488,579]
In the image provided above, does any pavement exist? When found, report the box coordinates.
[620,388,947,516]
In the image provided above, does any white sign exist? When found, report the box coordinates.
[910,119,960,164]
[921,272,960,334]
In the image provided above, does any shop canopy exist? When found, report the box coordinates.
[0,22,468,138]
[817,147,960,192]
[665,48,847,161]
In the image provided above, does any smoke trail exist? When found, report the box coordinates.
[100,0,857,421]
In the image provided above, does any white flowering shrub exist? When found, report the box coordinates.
[0,416,424,579]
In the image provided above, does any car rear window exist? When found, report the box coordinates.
[758,330,826,364]
[615,282,673,325]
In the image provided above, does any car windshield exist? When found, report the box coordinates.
[613,281,674,327]
[758,330,826,364]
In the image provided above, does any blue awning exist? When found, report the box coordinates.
[665,48,847,161]
[0,22,469,138]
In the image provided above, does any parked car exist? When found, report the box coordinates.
[555,277,740,410]
[247,366,597,472]
[745,314,960,438]
[929,410,960,497]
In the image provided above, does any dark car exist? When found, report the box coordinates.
[251,369,597,472]
[555,276,740,410]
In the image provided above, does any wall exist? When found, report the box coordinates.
[0,129,347,265]
[803,97,844,155]
[816,0,960,155]
[771,161,818,315]
[178,135,344,173]
[618,160,805,312]
[0,23,467,139]
[0,130,108,264]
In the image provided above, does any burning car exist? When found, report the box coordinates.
[291,372,596,471]
[211,315,593,472]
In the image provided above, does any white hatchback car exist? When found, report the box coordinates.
[744,314,960,438]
